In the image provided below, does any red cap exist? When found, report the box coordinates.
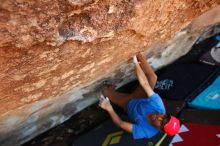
[164,116,180,136]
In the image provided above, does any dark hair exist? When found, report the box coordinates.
[161,114,171,131]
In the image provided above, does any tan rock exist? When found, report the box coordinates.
[0,0,220,145]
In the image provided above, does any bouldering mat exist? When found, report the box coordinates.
[168,123,220,146]
[73,115,164,146]
[188,74,220,109]
[160,109,220,146]
[154,62,217,100]
[162,99,185,116]
[180,109,220,125]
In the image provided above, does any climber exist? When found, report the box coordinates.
[99,52,180,139]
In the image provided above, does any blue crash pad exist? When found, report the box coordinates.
[188,75,220,109]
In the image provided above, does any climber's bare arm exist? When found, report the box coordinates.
[136,53,157,89]
[133,56,154,97]
[99,96,132,133]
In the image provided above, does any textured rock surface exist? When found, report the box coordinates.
[1,0,220,115]
[0,0,220,146]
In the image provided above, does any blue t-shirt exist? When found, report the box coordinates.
[127,93,166,139]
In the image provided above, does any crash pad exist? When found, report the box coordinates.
[73,115,164,146]
[161,109,220,146]
[154,62,217,100]
[188,74,220,109]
